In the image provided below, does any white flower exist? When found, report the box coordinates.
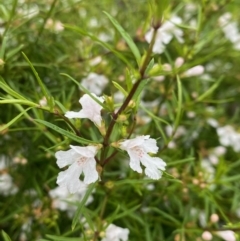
[215,230,236,241]
[218,13,240,51]
[65,93,104,126]
[81,73,108,95]
[56,145,99,193]
[0,173,18,196]
[217,125,240,152]
[119,135,166,179]
[0,156,18,196]
[49,184,93,217]
[145,16,184,54]
[101,224,129,241]
[165,125,186,139]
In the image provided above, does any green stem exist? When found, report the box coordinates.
[100,26,160,164]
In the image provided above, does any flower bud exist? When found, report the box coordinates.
[128,100,136,109]
[0,59,5,71]
[175,57,184,68]
[183,65,205,77]
[202,231,213,241]
[0,59,4,66]
[98,122,106,136]
[111,141,119,148]
[104,95,114,111]
[105,181,114,189]
[96,164,103,175]
[117,114,127,122]
[210,213,219,223]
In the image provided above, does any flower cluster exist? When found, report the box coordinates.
[55,93,166,193]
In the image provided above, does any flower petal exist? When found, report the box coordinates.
[142,138,158,153]
[65,110,87,119]
[57,162,83,194]
[142,156,166,179]
[70,145,98,158]
[127,150,142,173]
[120,135,148,150]
[55,149,77,168]
[82,158,98,184]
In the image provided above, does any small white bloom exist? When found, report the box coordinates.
[101,224,129,241]
[89,56,102,66]
[187,111,196,118]
[213,146,226,156]
[49,184,93,217]
[0,173,18,196]
[56,145,99,193]
[215,230,236,241]
[120,136,166,180]
[207,118,219,128]
[65,93,104,126]
[201,158,216,190]
[217,125,240,152]
[19,218,32,241]
[39,96,47,106]
[165,125,186,138]
[81,73,108,95]
[218,13,240,51]
[145,16,184,54]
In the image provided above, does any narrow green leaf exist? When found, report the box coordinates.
[140,105,169,125]
[151,207,181,226]
[0,35,8,58]
[167,157,195,167]
[154,120,168,143]
[0,77,28,100]
[103,11,141,66]
[174,75,183,129]
[1,230,12,241]
[45,235,83,241]
[197,4,202,32]
[133,79,149,101]
[106,204,141,224]
[145,58,155,74]
[219,174,240,183]
[6,44,24,60]
[34,119,95,145]
[125,69,133,92]
[0,99,38,107]
[0,107,32,132]
[72,183,96,230]
[115,178,155,186]
[64,25,132,67]
[22,52,49,98]
[112,81,128,96]
[196,76,224,102]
